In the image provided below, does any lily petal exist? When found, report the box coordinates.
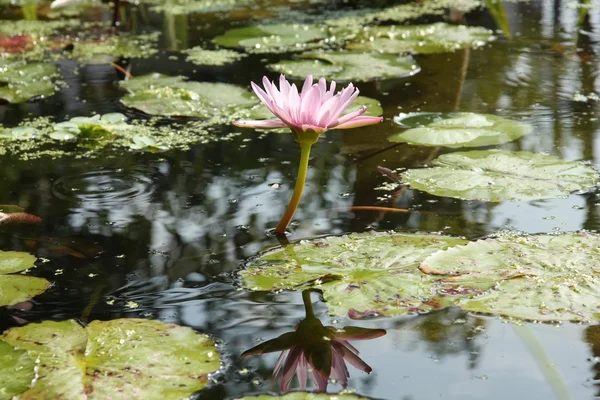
[233,119,287,129]
[334,115,383,130]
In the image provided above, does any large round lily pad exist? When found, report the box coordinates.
[0,318,220,399]
[0,61,57,103]
[119,73,258,118]
[0,341,35,399]
[241,232,468,318]
[0,250,49,307]
[389,112,533,148]
[346,23,494,54]
[401,150,599,202]
[420,232,600,322]
[213,24,329,54]
[267,51,420,82]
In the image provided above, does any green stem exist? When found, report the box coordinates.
[275,142,313,234]
[301,290,315,318]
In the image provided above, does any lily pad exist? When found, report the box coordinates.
[0,318,220,399]
[0,250,49,307]
[0,341,35,399]
[183,47,246,66]
[0,61,57,103]
[419,231,600,321]
[213,24,329,54]
[235,394,371,400]
[143,0,253,15]
[241,232,468,318]
[346,23,494,54]
[401,150,599,202]
[268,51,420,82]
[67,32,160,64]
[389,112,533,148]
[119,73,258,118]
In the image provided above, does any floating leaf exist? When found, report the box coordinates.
[0,318,220,398]
[389,112,532,148]
[213,24,329,54]
[119,73,257,118]
[67,32,160,64]
[268,51,420,82]
[241,232,467,317]
[346,23,494,54]
[401,150,599,201]
[0,341,35,399]
[0,250,49,307]
[183,47,246,66]
[144,0,254,15]
[235,393,372,400]
[420,232,600,321]
[0,61,57,103]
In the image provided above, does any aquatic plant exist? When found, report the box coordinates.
[242,290,385,392]
[234,74,382,234]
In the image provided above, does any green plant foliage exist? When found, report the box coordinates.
[68,32,160,64]
[0,61,57,103]
[389,112,533,147]
[143,0,253,15]
[346,23,494,54]
[241,232,468,317]
[401,150,599,201]
[0,250,49,307]
[0,341,35,400]
[420,231,600,321]
[0,319,220,399]
[182,47,246,66]
[213,24,329,54]
[119,73,258,118]
[268,51,420,82]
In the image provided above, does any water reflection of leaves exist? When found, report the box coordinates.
[243,290,385,393]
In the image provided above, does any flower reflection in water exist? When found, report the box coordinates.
[242,290,386,392]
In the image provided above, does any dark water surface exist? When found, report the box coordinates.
[1,0,600,399]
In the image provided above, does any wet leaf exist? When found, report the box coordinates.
[241,232,467,317]
[119,73,257,118]
[401,150,599,201]
[0,250,49,307]
[0,318,220,399]
[420,231,600,321]
[213,24,329,54]
[0,61,57,103]
[346,23,494,54]
[0,341,35,399]
[234,393,372,400]
[389,112,532,148]
[67,32,160,64]
[268,51,420,82]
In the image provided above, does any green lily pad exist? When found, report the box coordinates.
[0,318,220,399]
[0,19,79,37]
[235,393,372,400]
[144,0,253,15]
[0,250,49,307]
[401,150,599,202]
[0,341,35,399]
[119,73,258,118]
[0,61,58,103]
[389,112,533,148]
[213,24,329,54]
[419,231,600,321]
[268,51,420,82]
[346,23,494,54]
[68,32,160,64]
[183,47,246,66]
[241,232,468,317]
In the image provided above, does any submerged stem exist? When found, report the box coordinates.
[275,142,313,234]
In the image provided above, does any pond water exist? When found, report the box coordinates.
[1,0,600,399]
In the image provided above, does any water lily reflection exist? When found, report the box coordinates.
[242,290,385,392]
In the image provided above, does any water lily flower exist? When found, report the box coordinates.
[233,75,383,234]
[242,290,385,392]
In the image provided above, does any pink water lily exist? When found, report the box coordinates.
[234,75,383,139]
